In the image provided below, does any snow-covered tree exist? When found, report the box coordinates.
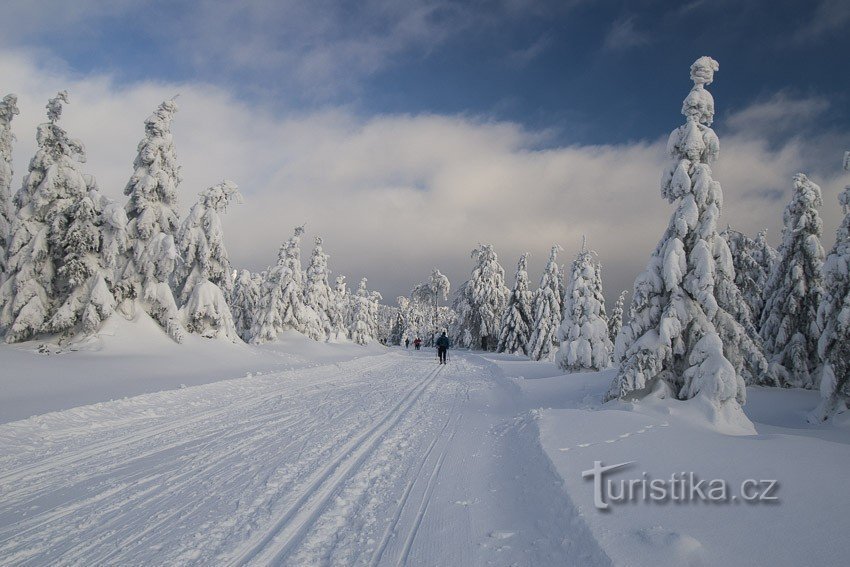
[722,227,777,324]
[605,57,753,427]
[278,225,320,338]
[48,189,117,336]
[451,244,508,351]
[412,268,450,345]
[251,267,283,344]
[556,242,612,371]
[528,244,564,361]
[608,290,627,345]
[176,180,241,302]
[350,278,373,345]
[813,152,850,420]
[759,174,825,388]
[368,288,384,340]
[330,275,348,340]
[304,236,334,340]
[231,269,260,342]
[497,253,533,355]
[0,94,19,285]
[250,226,317,343]
[121,98,184,342]
[389,296,408,345]
[176,180,242,341]
[0,92,116,341]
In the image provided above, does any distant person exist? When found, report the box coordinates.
[414,338,422,350]
[405,338,410,349]
[436,331,450,365]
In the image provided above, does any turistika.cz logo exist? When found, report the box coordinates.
[581,461,780,510]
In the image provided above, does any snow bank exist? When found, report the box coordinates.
[483,357,850,567]
[0,311,386,423]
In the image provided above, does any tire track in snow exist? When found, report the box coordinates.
[227,363,445,566]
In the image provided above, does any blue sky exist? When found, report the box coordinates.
[9,0,847,145]
[2,0,849,300]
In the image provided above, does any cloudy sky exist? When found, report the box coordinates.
[2,0,849,303]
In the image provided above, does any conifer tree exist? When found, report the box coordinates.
[389,296,407,346]
[121,99,184,342]
[304,236,334,340]
[609,290,627,345]
[722,227,777,324]
[350,277,373,345]
[0,94,19,285]
[176,180,241,304]
[451,244,508,351]
[605,57,753,429]
[277,225,319,337]
[231,269,260,342]
[556,241,612,371]
[330,275,348,340]
[176,181,242,341]
[497,253,533,355]
[813,151,850,419]
[759,174,825,388]
[528,244,564,361]
[1,92,118,341]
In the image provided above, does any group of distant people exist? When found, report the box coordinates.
[404,332,450,365]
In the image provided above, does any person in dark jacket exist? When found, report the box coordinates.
[405,338,410,349]
[436,332,450,364]
[414,338,422,350]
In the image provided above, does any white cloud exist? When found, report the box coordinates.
[1,49,847,305]
[602,16,650,51]
[724,92,830,139]
[794,0,850,42]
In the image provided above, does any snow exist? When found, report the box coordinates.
[0,335,848,565]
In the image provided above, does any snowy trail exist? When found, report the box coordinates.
[0,350,607,566]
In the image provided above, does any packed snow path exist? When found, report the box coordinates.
[0,350,607,566]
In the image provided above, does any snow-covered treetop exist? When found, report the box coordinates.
[785,173,823,225]
[145,98,179,138]
[46,90,69,124]
[682,56,719,126]
[841,151,850,213]
[36,91,85,163]
[198,179,242,212]
[430,268,450,300]
[0,94,18,125]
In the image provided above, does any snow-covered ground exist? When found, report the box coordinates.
[1,335,848,566]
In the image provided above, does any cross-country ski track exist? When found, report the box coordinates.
[0,350,609,566]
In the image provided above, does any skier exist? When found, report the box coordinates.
[414,338,422,350]
[436,331,450,365]
[405,337,410,349]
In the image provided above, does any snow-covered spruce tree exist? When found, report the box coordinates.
[605,57,754,428]
[48,188,118,336]
[278,225,320,338]
[389,296,408,345]
[0,94,19,285]
[368,288,384,340]
[412,268,450,345]
[813,152,850,420]
[759,174,825,388]
[231,269,260,342]
[497,253,533,355]
[556,241,612,371]
[349,278,373,345]
[121,99,184,342]
[451,244,508,351]
[722,227,777,325]
[250,267,282,344]
[608,290,627,345]
[330,275,348,339]
[0,92,114,341]
[176,180,242,340]
[528,244,564,361]
[304,236,334,340]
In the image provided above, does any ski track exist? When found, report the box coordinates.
[0,351,608,566]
